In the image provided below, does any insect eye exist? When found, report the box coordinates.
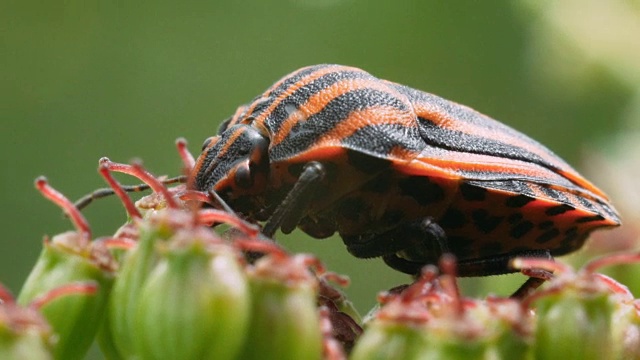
[201,136,219,151]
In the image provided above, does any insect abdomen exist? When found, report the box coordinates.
[435,180,618,261]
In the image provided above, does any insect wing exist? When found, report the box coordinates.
[387,82,620,225]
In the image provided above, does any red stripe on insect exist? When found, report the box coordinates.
[251,65,350,127]
[271,80,411,147]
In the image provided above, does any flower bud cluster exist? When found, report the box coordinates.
[6,140,640,359]
[517,255,640,360]
[351,254,640,360]
[9,150,352,360]
[352,259,532,360]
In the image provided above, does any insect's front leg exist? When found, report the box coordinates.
[262,161,326,238]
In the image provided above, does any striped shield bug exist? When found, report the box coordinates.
[190,64,620,296]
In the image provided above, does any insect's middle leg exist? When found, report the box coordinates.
[262,161,326,238]
[343,217,449,264]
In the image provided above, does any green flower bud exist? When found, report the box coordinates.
[352,269,438,360]
[421,298,532,360]
[96,312,122,360]
[95,159,261,359]
[104,210,184,358]
[587,255,640,360]
[484,299,533,360]
[0,327,52,360]
[611,299,640,360]
[516,255,640,360]
[0,288,53,360]
[17,178,115,360]
[237,243,323,360]
[134,230,249,360]
[603,278,640,360]
[353,267,533,360]
[351,320,430,360]
[17,238,114,360]
[534,287,613,360]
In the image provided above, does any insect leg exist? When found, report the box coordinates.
[381,254,427,275]
[384,249,554,298]
[455,249,553,298]
[510,273,551,299]
[345,217,449,259]
[451,249,551,276]
[262,161,326,238]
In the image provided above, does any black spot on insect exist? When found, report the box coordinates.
[510,221,534,239]
[538,221,554,230]
[459,183,487,201]
[471,209,503,234]
[510,246,533,254]
[505,194,535,208]
[478,242,504,257]
[439,208,467,229]
[562,231,580,246]
[564,226,578,237]
[554,244,575,256]
[346,149,391,174]
[545,204,575,216]
[398,176,445,206]
[447,236,474,257]
[575,214,606,223]
[361,173,392,193]
[507,212,523,225]
[535,228,560,244]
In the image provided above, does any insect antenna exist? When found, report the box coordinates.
[74,138,196,211]
[73,175,187,211]
[207,189,236,215]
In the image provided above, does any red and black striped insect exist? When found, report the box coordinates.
[190,64,620,294]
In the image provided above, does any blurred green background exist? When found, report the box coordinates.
[1,1,638,355]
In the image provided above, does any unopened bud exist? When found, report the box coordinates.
[0,287,53,360]
[236,240,323,360]
[134,232,249,360]
[18,178,115,360]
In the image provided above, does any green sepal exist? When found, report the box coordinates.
[534,290,614,360]
[0,328,53,360]
[351,322,429,360]
[238,273,322,360]
[103,221,172,358]
[17,235,113,360]
[134,239,249,360]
